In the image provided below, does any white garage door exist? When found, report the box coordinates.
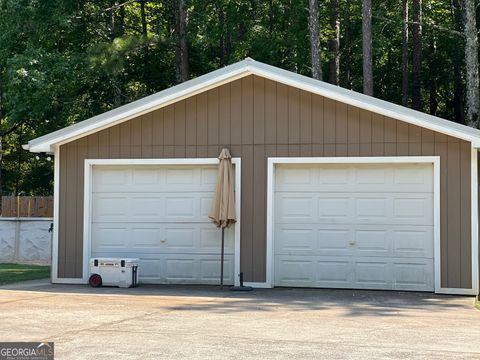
[90,165,234,285]
[274,163,434,291]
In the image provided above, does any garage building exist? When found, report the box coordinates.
[25,59,480,295]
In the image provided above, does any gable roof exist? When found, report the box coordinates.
[25,58,480,153]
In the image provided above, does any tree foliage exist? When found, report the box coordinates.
[0,0,478,195]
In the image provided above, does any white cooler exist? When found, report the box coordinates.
[89,258,139,288]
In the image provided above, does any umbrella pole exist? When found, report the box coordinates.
[220,227,225,289]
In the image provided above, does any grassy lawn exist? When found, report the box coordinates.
[0,263,50,285]
[476,301,480,311]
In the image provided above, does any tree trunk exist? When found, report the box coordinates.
[452,0,465,124]
[140,0,154,93]
[15,125,22,196]
[462,0,479,127]
[218,4,226,66]
[140,0,148,36]
[344,0,352,89]
[362,0,373,96]
[329,0,340,85]
[174,0,189,84]
[428,40,438,116]
[412,0,422,111]
[308,0,322,80]
[401,0,409,106]
[110,1,124,107]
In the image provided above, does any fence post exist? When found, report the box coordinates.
[14,219,20,262]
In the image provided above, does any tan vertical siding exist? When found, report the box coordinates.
[460,142,472,288]
[240,144,254,279]
[219,85,231,146]
[58,75,473,289]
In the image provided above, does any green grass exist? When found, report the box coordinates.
[0,263,50,285]
[475,300,480,311]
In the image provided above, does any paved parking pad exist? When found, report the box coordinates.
[1,280,479,359]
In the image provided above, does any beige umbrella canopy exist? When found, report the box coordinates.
[209,148,236,287]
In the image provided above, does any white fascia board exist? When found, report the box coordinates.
[27,63,253,153]
[27,58,480,152]
[249,63,480,145]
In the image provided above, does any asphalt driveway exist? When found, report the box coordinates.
[0,280,479,359]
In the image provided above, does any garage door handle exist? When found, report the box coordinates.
[161,238,166,243]
[349,240,356,246]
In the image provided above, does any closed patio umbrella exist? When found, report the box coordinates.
[209,148,236,288]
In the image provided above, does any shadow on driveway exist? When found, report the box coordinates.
[0,279,476,318]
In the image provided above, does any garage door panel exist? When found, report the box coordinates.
[275,228,316,251]
[164,227,196,249]
[137,259,161,280]
[165,258,196,281]
[93,194,165,222]
[132,168,161,185]
[91,254,234,285]
[393,260,434,291]
[276,193,433,226]
[93,193,215,223]
[92,223,161,252]
[91,164,236,285]
[93,223,234,255]
[274,258,315,285]
[354,262,390,286]
[94,168,131,190]
[355,167,387,185]
[355,197,387,218]
[131,227,163,247]
[163,255,234,285]
[393,228,433,257]
[275,167,315,188]
[93,195,130,220]
[198,258,234,283]
[393,196,433,224]
[276,224,433,259]
[165,196,197,219]
[165,168,195,184]
[317,229,351,251]
[354,230,389,254]
[93,166,218,193]
[276,164,433,193]
[274,163,435,292]
[316,260,351,285]
[318,197,350,218]
[275,196,315,222]
[200,197,214,217]
[198,227,234,251]
[319,167,350,185]
[91,226,128,249]
[393,166,433,189]
[131,197,164,218]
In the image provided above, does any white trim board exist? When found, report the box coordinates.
[51,145,61,283]
[26,59,480,153]
[471,148,479,296]
[243,282,271,289]
[82,158,242,286]
[266,156,477,296]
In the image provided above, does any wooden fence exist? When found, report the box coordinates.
[1,196,53,217]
